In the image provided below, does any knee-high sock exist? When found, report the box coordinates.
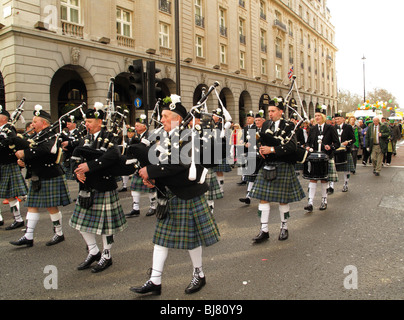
[148,191,157,209]
[150,244,169,285]
[102,235,114,259]
[9,199,23,222]
[217,175,224,191]
[80,231,99,255]
[279,204,290,229]
[308,182,317,205]
[344,172,350,184]
[188,246,204,277]
[328,181,334,189]
[0,208,3,223]
[258,203,270,232]
[207,199,214,213]
[131,191,140,210]
[25,212,40,240]
[49,211,63,236]
[321,182,328,203]
[122,176,129,188]
[246,182,254,197]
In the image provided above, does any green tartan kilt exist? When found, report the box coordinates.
[335,153,355,173]
[69,189,127,235]
[0,163,28,199]
[153,192,220,250]
[205,169,223,200]
[212,158,232,172]
[327,159,338,182]
[130,174,155,193]
[25,175,71,208]
[250,162,306,203]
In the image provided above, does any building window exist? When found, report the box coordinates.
[195,0,204,28]
[116,8,132,37]
[240,51,245,69]
[219,8,227,37]
[260,1,266,20]
[196,36,204,57]
[275,38,282,59]
[239,18,246,44]
[61,0,80,24]
[261,58,267,75]
[220,44,227,64]
[159,22,170,48]
[275,64,282,79]
[260,29,267,53]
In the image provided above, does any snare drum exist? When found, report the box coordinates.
[303,152,329,180]
[334,147,347,165]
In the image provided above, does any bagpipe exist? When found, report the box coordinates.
[0,98,27,147]
[256,75,310,164]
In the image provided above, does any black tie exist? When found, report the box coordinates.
[270,122,275,132]
[319,125,323,135]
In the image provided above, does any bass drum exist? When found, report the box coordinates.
[303,152,329,180]
[334,147,347,165]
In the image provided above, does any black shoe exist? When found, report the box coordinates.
[239,197,251,205]
[375,172,380,176]
[91,257,112,273]
[342,184,348,192]
[46,234,65,246]
[0,220,3,226]
[237,180,247,186]
[304,204,313,212]
[319,202,327,211]
[327,187,334,195]
[130,280,162,295]
[118,187,127,192]
[252,230,269,243]
[5,220,24,230]
[125,209,140,218]
[185,274,206,294]
[278,224,288,241]
[146,208,156,217]
[77,252,101,270]
[10,236,33,247]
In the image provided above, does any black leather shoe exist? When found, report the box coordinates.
[278,225,288,241]
[77,252,101,270]
[125,209,140,218]
[252,230,269,243]
[342,184,348,192]
[118,187,127,192]
[46,234,65,246]
[304,204,313,212]
[185,275,206,294]
[91,257,112,273]
[237,180,247,186]
[10,236,33,247]
[327,187,334,195]
[5,220,24,230]
[146,208,156,217]
[375,172,380,176]
[319,202,327,211]
[130,280,162,295]
[239,197,251,205]
[0,220,3,226]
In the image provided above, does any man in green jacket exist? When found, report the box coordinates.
[365,117,390,176]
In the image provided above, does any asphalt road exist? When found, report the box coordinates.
[1,141,403,302]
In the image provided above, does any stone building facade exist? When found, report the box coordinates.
[0,0,337,128]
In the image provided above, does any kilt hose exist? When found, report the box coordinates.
[205,169,223,200]
[70,189,127,235]
[25,175,71,208]
[335,153,355,173]
[327,159,338,182]
[0,163,28,199]
[250,162,306,204]
[153,192,220,250]
[130,174,155,193]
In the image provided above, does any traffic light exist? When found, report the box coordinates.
[128,59,145,105]
[146,60,162,109]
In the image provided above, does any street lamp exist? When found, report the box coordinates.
[362,55,366,103]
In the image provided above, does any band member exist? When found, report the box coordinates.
[10,106,71,247]
[0,106,28,230]
[126,115,157,217]
[60,115,82,180]
[333,112,356,192]
[239,110,265,205]
[69,103,128,273]
[237,111,256,186]
[304,107,340,212]
[130,95,220,295]
[249,98,305,242]
[211,108,231,193]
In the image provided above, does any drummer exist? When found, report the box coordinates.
[304,106,340,212]
[332,112,356,193]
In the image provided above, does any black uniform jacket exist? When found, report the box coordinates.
[335,123,356,152]
[306,124,340,158]
[0,124,19,165]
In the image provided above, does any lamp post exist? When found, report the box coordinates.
[362,55,366,103]
[175,0,181,95]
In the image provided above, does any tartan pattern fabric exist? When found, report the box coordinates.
[0,163,28,198]
[327,159,339,182]
[205,169,223,200]
[249,162,306,203]
[62,162,74,180]
[212,158,232,172]
[69,189,127,235]
[130,174,155,193]
[335,153,355,173]
[25,175,71,208]
[153,192,220,250]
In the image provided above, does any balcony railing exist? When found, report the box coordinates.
[220,25,227,37]
[195,14,205,28]
[159,0,171,14]
[117,35,135,48]
[273,19,287,32]
[240,34,246,45]
[62,21,83,38]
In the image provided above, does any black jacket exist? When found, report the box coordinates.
[335,123,356,152]
[306,124,340,158]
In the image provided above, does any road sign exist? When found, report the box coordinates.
[135,98,142,108]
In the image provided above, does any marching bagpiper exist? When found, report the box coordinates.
[11,106,71,247]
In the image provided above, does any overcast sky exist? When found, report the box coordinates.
[327,0,404,108]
